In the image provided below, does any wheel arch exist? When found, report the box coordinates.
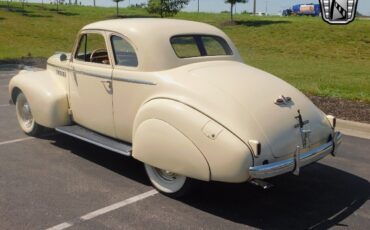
[9,70,71,128]
[132,98,254,183]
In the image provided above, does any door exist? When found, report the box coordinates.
[69,31,116,138]
[109,34,146,142]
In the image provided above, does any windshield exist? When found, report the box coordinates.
[170,35,233,58]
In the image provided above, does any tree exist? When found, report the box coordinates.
[147,0,190,18]
[112,0,124,17]
[225,0,247,21]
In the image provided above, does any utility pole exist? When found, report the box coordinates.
[197,0,199,13]
[253,0,256,15]
[265,0,268,15]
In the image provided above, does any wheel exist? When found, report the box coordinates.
[15,92,43,136]
[144,164,197,198]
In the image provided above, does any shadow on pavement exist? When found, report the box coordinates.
[50,134,150,186]
[49,134,369,229]
[180,163,370,229]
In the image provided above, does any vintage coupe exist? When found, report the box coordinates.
[9,19,342,196]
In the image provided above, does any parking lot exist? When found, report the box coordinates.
[0,66,369,230]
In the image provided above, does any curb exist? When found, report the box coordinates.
[336,119,370,140]
[0,64,43,71]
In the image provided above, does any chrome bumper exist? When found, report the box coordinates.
[249,132,343,179]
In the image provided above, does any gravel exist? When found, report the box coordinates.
[309,96,370,124]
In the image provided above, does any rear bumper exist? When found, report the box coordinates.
[249,132,343,179]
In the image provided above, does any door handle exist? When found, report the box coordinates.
[101,80,113,93]
[101,80,112,89]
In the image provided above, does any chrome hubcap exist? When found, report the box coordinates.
[154,168,178,181]
[19,99,33,128]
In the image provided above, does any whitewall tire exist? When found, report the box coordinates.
[144,164,196,197]
[15,92,43,136]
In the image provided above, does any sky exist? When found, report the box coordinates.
[27,0,370,16]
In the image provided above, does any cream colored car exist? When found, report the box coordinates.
[9,19,342,197]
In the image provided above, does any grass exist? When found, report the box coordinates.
[0,2,369,102]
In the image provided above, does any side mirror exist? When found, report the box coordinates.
[60,53,68,62]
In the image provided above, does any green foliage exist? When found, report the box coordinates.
[225,0,247,21]
[0,2,369,102]
[147,0,190,18]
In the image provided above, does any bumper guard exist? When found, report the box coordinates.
[249,132,343,179]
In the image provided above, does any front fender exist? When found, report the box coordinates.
[133,99,254,183]
[9,70,71,128]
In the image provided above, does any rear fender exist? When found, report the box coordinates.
[133,99,253,183]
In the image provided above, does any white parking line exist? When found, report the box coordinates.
[0,137,35,146]
[46,189,158,230]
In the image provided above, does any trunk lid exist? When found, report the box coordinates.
[176,61,331,158]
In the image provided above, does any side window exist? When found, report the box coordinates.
[201,36,230,56]
[170,36,201,58]
[111,35,138,67]
[170,35,233,58]
[75,33,110,65]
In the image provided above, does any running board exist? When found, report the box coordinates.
[55,125,132,156]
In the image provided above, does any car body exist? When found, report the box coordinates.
[9,19,342,196]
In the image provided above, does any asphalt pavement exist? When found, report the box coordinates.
[0,67,369,230]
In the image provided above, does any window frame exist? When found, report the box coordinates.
[73,31,112,67]
[110,34,139,68]
[170,34,233,59]
[74,34,89,62]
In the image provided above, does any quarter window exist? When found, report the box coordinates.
[111,35,138,67]
[171,36,201,58]
[170,35,232,58]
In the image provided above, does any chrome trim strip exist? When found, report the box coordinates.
[55,128,131,157]
[112,77,156,85]
[47,63,155,85]
[74,70,111,80]
[47,63,71,71]
[249,132,342,179]
[48,63,111,80]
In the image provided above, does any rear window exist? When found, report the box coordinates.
[170,35,232,58]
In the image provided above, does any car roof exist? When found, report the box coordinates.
[81,19,241,71]
[83,18,222,36]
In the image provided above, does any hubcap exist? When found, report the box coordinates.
[154,168,178,181]
[18,97,33,128]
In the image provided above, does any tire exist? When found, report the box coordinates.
[15,92,44,136]
[144,164,197,198]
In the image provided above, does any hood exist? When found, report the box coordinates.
[162,61,332,159]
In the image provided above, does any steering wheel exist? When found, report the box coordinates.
[90,48,107,62]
